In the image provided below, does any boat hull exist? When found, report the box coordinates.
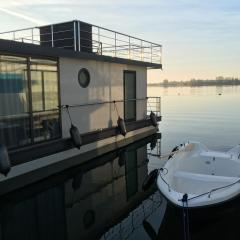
[157,142,240,208]
[158,192,240,240]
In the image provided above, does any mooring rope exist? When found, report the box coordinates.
[157,147,186,159]
[182,194,191,240]
[113,101,120,118]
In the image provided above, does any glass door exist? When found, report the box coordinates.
[124,71,136,121]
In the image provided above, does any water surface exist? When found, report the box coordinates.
[148,85,240,152]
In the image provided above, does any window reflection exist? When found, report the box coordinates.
[0,56,30,148]
[0,55,61,149]
[31,59,60,142]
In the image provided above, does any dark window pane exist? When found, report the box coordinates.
[0,55,61,149]
[0,56,31,148]
[33,111,61,142]
[124,71,136,121]
[31,60,60,143]
[31,71,44,111]
[43,71,58,110]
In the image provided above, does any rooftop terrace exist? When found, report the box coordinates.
[0,20,162,66]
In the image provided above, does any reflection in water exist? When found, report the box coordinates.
[101,192,167,240]
[0,134,161,240]
[0,132,239,240]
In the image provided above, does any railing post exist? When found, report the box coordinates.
[51,25,54,47]
[31,28,34,44]
[13,32,15,41]
[97,27,102,55]
[78,21,81,51]
[73,21,76,51]
[151,43,153,63]
[141,40,143,61]
[115,32,117,57]
[160,46,162,65]
[158,97,161,116]
[98,27,100,44]
[129,36,131,59]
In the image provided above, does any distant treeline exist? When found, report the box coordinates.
[149,78,240,87]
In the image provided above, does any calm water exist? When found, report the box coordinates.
[148,85,240,152]
[0,86,239,239]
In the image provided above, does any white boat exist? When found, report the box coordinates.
[157,142,240,208]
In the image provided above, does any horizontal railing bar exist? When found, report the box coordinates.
[91,24,161,47]
[0,24,162,48]
[61,97,150,109]
[0,21,162,65]
[0,27,39,35]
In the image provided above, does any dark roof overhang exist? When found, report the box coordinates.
[0,39,162,69]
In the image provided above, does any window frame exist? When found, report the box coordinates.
[0,53,62,149]
[78,68,91,88]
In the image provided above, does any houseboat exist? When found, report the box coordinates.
[0,20,162,195]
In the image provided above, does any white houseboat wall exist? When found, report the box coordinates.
[0,20,162,194]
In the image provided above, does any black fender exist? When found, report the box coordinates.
[70,124,82,149]
[142,169,159,191]
[150,111,158,127]
[0,144,11,176]
[117,117,127,136]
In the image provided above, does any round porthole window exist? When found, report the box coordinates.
[78,68,90,88]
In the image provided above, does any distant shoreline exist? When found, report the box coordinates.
[148,80,240,87]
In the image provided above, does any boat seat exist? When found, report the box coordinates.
[172,170,239,194]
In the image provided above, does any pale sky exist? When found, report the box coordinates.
[0,0,240,82]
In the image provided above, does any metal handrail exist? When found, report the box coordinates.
[61,97,161,119]
[0,20,162,65]
[61,97,148,109]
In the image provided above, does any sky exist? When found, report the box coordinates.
[0,0,240,82]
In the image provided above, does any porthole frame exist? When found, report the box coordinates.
[78,68,90,88]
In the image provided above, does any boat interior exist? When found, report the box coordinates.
[168,153,240,195]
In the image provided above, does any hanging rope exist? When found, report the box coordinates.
[157,148,184,159]
[159,168,171,192]
[65,105,73,126]
[113,101,120,118]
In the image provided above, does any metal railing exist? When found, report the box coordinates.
[0,20,162,65]
[147,96,161,117]
[61,96,161,119]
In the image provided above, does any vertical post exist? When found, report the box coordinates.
[13,32,15,41]
[73,21,76,51]
[27,57,34,144]
[160,46,162,65]
[129,36,131,59]
[98,27,100,54]
[115,32,117,57]
[78,21,80,51]
[141,40,143,61]
[51,25,54,47]
[31,28,34,44]
[151,43,153,63]
[158,97,161,116]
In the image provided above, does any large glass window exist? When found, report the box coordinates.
[31,59,60,143]
[0,55,60,149]
[0,56,30,148]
